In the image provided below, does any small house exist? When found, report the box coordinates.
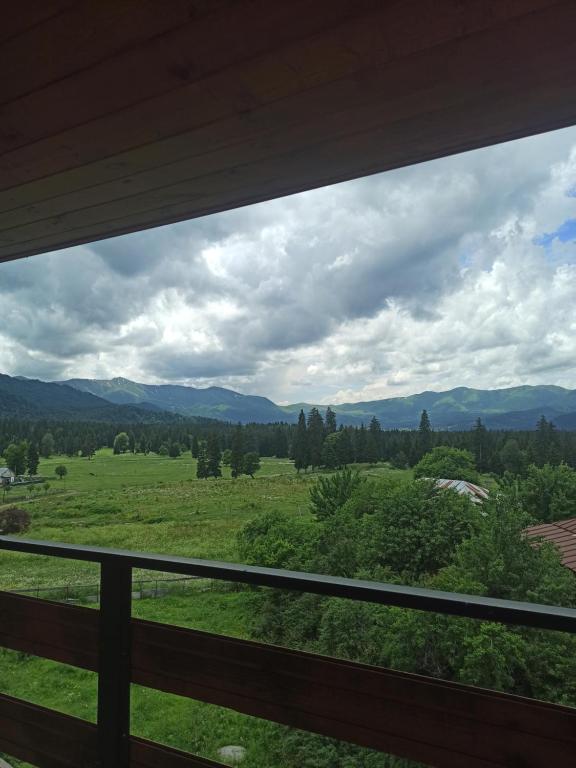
[435,478,489,504]
[0,468,15,486]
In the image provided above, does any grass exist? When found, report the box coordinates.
[0,450,409,767]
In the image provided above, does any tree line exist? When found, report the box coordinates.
[1,410,575,478]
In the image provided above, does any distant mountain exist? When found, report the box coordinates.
[60,377,289,424]
[58,378,576,429]
[0,374,180,422]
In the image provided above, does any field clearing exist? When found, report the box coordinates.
[0,450,414,767]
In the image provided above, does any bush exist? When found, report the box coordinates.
[413,446,479,483]
[309,468,364,519]
[0,507,31,534]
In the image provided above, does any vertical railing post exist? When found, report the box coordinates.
[97,561,132,768]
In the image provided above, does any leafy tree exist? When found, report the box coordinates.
[0,507,31,535]
[27,442,39,475]
[307,408,325,470]
[54,465,68,480]
[168,442,181,458]
[413,446,479,483]
[4,441,28,476]
[230,424,245,479]
[113,432,130,454]
[222,448,232,466]
[499,438,526,476]
[40,432,55,459]
[390,451,408,469]
[81,438,96,460]
[416,409,433,459]
[309,469,363,520]
[243,451,261,478]
[196,443,209,479]
[325,407,337,435]
[292,410,308,473]
[206,434,222,478]
[518,463,576,523]
[158,443,169,456]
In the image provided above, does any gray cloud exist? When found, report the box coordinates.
[0,126,575,401]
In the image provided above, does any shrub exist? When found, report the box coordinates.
[0,507,31,535]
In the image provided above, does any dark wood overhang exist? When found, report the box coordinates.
[2,0,576,263]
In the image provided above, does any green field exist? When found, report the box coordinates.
[0,450,409,767]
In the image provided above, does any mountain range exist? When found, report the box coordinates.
[1,373,576,429]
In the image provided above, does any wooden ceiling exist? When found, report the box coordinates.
[2,0,576,263]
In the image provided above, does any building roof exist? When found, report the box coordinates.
[525,518,576,573]
[435,478,490,504]
[2,1,576,262]
[0,467,14,477]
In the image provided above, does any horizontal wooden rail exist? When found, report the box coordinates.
[3,536,576,632]
[0,693,225,768]
[1,592,575,768]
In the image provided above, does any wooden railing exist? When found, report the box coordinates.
[1,537,576,768]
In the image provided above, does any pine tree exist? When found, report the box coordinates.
[307,407,324,470]
[292,410,309,473]
[207,434,222,478]
[368,416,382,461]
[40,432,55,459]
[325,407,337,435]
[191,435,200,459]
[27,442,39,475]
[417,409,433,459]
[355,424,368,463]
[230,424,245,478]
[196,443,209,479]
[472,417,488,472]
[336,427,354,467]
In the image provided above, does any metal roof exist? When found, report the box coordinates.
[525,517,576,573]
[435,478,490,504]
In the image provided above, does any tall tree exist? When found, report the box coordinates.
[368,416,382,461]
[292,410,309,473]
[472,417,488,472]
[417,409,433,460]
[354,423,367,463]
[325,407,337,435]
[307,408,324,470]
[230,424,245,478]
[4,441,28,476]
[40,432,55,459]
[191,435,200,459]
[27,442,40,475]
[207,434,222,478]
[534,415,559,467]
[196,443,209,479]
[243,452,261,478]
[336,427,354,468]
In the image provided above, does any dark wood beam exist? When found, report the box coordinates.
[1,1,575,262]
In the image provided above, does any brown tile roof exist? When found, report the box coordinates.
[525,518,576,573]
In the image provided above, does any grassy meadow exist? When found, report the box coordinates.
[0,449,410,767]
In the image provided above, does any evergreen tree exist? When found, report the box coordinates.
[336,427,354,467]
[368,416,382,461]
[207,434,222,478]
[272,427,289,458]
[292,410,309,473]
[354,423,367,463]
[191,435,200,459]
[168,442,181,458]
[27,442,39,475]
[325,407,337,435]
[472,417,488,471]
[307,408,324,470]
[196,443,209,479]
[417,409,433,460]
[230,424,245,478]
[534,415,560,467]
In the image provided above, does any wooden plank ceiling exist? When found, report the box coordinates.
[1,0,576,263]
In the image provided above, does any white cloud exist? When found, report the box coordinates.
[0,126,575,403]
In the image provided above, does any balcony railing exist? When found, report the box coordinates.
[1,535,576,768]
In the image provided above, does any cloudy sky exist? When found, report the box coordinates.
[1,126,576,405]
